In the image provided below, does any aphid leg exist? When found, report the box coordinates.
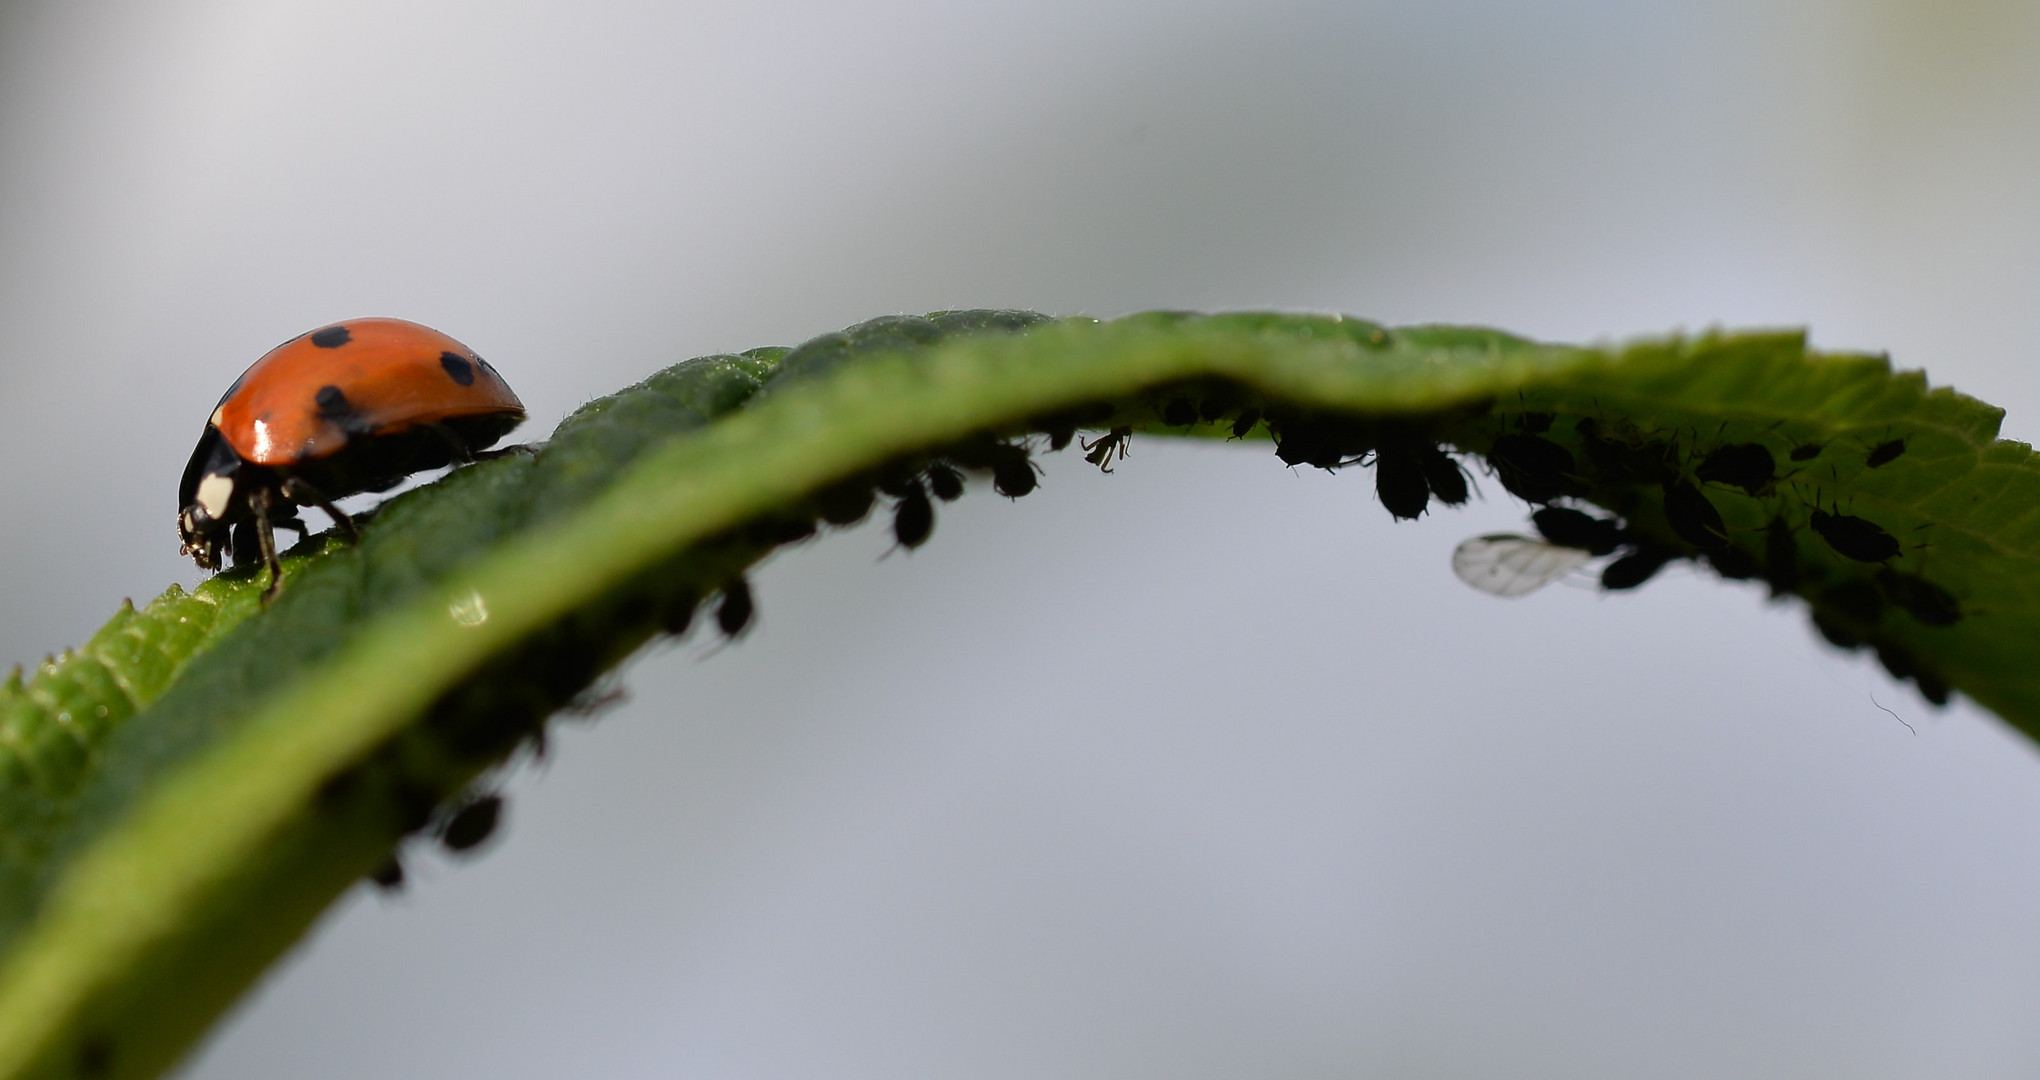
[280,476,359,541]
[248,486,284,603]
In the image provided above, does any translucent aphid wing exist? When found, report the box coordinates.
[1451,534,1592,598]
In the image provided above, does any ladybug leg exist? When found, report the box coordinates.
[247,486,285,603]
[280,477,359,541]
[420,422,476,464]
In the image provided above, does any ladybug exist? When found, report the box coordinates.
[179,318,526,599]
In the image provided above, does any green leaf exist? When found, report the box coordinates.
[0,309,2027,1079]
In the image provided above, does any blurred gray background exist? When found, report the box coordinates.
[4,0,2040,1076]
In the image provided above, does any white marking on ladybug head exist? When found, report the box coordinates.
[209,404,225,428]
[194,473,235,521]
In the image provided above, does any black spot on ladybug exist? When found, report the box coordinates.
[1866,438,1906,468]
[314,385,353,421]
[440,351,476,386]
[310,325,352,348]
[440,794,502,853]
[1810,509,1899,563]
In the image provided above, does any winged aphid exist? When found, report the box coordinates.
[1451,534,1593,597]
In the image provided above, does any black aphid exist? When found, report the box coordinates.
[1162,397,1198,427]
[1865,438,1906,468]
[369,855,405,891]
[1419,444,1470,506]
[1763,517,1799,597]
[1229,409,1262,439]
[1601,546,1674,591]
[1520,412,1555,433]
[893,487,934,549]
[1810,509,1899,563]
[1790,443,1824,462]
[1532,507,1623,555]
[1811,611,1864,650]
[1488,434,1574,503]
[816,481,876,526]
[1820,579,1884,625]
[1877,569,1960,627]
[1198,393,1237,422]
[1916,671,1952,706]
[1662,480,1730,550]
[1083,428,1131,472]
[990,444,1040,497]
[1273,416,1372,469]
[1695,442,1776,494]
[1373,443,1430,520]
[1875,642,1919,683]
[717,580,754,638]
[1706,546,1761,580]
[926,462,965,502]
[441,794,503,853]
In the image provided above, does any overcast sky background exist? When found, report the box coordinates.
[5,0,2040,1077]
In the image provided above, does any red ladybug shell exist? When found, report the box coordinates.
[212,317,524,465]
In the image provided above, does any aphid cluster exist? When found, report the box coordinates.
[1455,413,1961,704]
[347,426,1061,892]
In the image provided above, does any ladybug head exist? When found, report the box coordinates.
[178,427,244,570]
